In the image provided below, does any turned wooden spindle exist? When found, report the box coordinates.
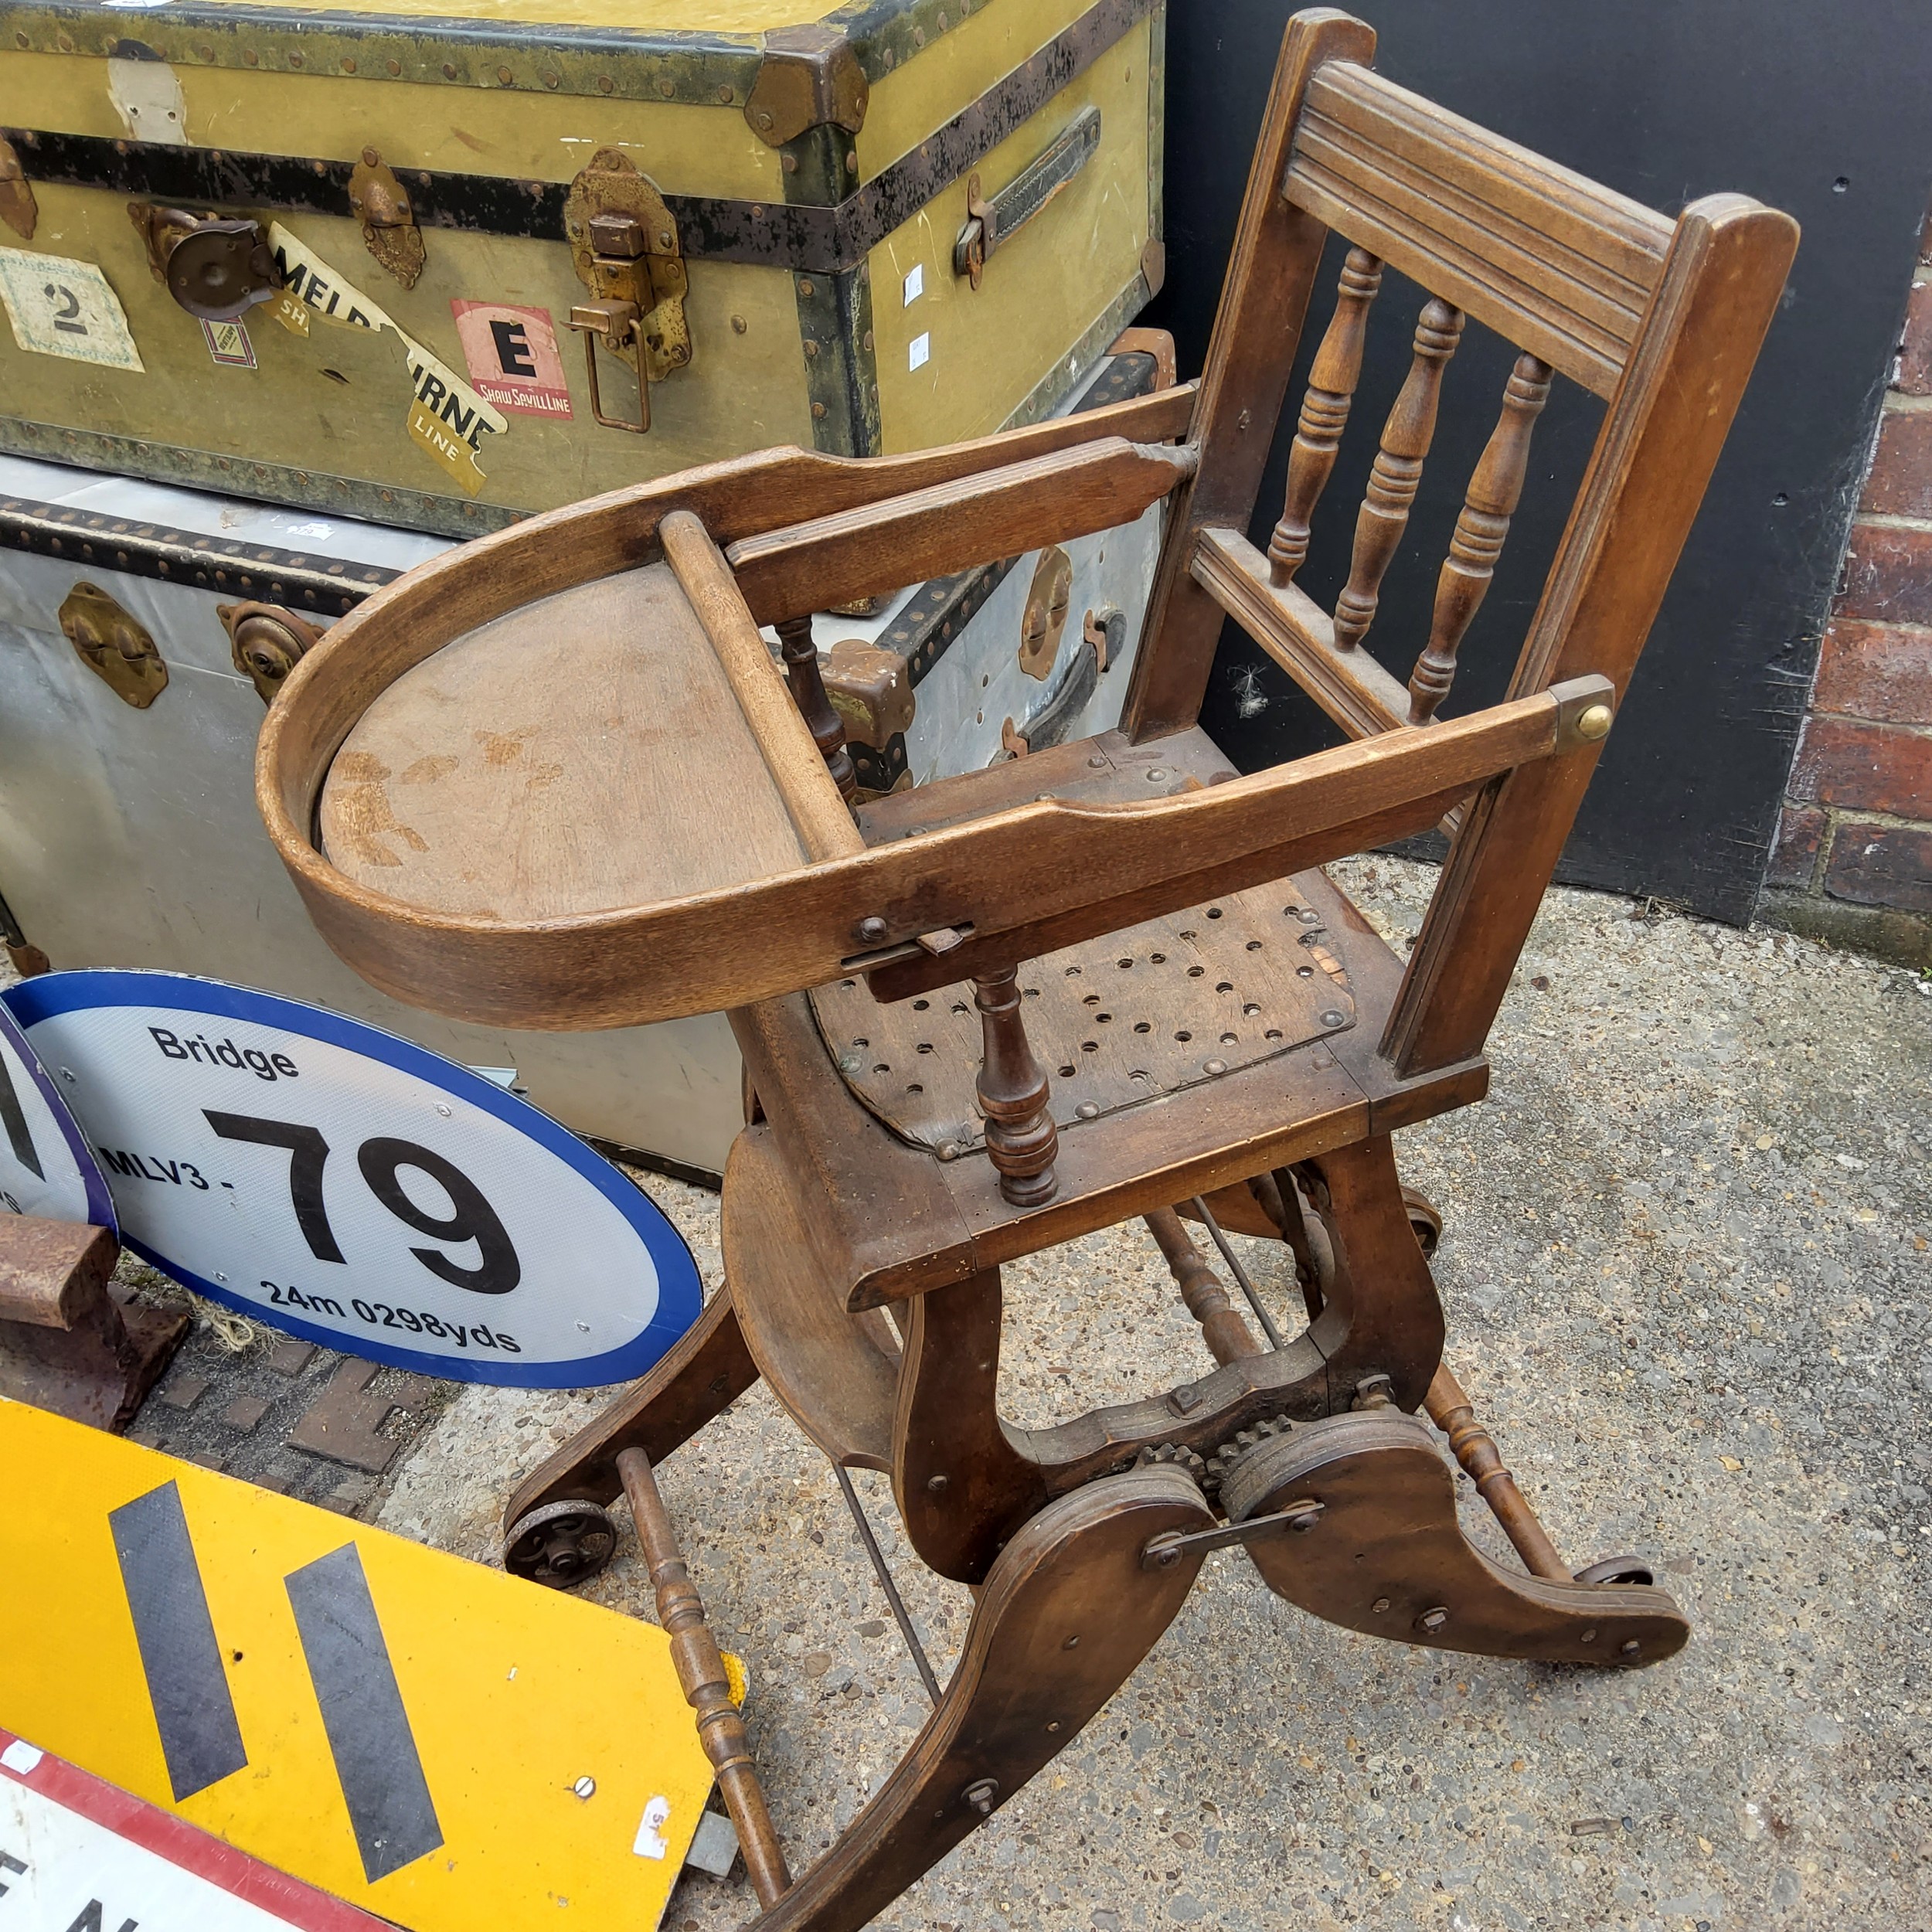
[972,966,1058,1207]
[1332,298,1465,651]
[1145,1208,1262,1365]
[1406,352,1553,724]
[774,613,859,804]
[1422,1364,1569,1581]
[616,1447,792,1906]
[1267,247,1384,587]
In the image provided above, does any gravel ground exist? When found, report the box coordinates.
[380,857,1932,1932]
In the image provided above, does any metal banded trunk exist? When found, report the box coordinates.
[0,0,1167,536]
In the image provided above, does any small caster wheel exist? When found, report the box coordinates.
[503,1499,617,1588]
[1573,1553,1655,1587]
[1400,1184,1443,1257]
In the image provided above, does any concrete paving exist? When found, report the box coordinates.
[378,855,1931,1932]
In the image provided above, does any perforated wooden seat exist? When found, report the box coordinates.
[808,879,1357,1159]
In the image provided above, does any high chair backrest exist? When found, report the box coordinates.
[1124,8,1797,1077]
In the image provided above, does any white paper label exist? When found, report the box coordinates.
[908,331,930,372]
[632,1797,672,1860]
[0,250,143,370]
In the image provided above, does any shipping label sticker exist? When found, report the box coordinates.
[450,301,572,420]
[406,396,477,488]
[201,316,256,368]
[0,248,144,371]
[267,229,390,336]
[403,341,505,494]
[267,225,508,496]
[268,287,311,337]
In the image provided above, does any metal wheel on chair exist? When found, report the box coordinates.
[1573,1553,1655,1587]
[1400,1184,1443,1257]
[503,1498,619,1587]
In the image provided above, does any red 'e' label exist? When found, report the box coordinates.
[449,301,573,420]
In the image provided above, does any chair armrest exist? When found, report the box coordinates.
[267,673,1608,1031]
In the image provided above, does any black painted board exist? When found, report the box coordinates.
[1143,0,1932,922]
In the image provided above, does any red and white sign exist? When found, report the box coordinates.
[449,301,572,419]
[0,1729,383,1932]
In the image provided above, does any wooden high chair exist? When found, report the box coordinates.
[258,13,1795,1926]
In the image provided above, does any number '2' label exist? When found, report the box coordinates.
[0,249,145,370]
[0,972,700,1387]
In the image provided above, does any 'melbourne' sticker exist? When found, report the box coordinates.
[450,301,572,419]
[0,247,144,370]
[1,971,701,1387]
[264,226,507,495]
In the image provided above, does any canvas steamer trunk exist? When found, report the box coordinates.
[0,0,1164,536]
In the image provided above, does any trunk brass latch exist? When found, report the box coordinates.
[60,582,168,709]
[563,151,690,434]
[219,601,325,705]
[349,148,425,290]
[128,203,281,322]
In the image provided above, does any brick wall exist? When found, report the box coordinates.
[1764,209,1932,968]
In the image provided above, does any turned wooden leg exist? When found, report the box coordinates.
[1144,1208,1263,1364]
[1219,1410,1689,1665]
[617,1447,792,1908]
[973,966,1058,1207]
[502,1286,760,1527]
[1424,1362,1569,1580]
[776,614,859,804]
[746,1467,1215,1932]
[1177,1173,1331,1321]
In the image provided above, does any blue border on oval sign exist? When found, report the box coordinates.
[0,970,703,1389]
[0,998,118,1236]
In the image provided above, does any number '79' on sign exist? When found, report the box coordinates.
[203,1112,522,1294]
[0,971,702,1387]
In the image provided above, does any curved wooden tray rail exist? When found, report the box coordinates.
[256,394,1611,1033]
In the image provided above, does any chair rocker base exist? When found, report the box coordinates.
[1219,1409,1689,1665]
[516,1284,1683,1931]
[743,1467,1213,1932]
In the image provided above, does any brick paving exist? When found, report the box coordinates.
[120,1266,450,1515]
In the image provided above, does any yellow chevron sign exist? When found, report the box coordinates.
[0,1400,732,1931]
